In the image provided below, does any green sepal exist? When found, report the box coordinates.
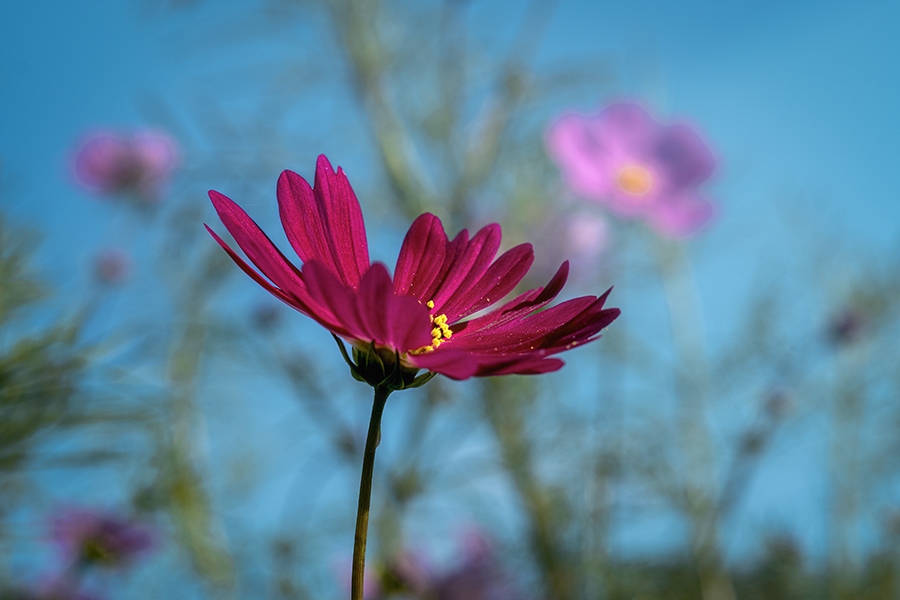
[331,335,434,392]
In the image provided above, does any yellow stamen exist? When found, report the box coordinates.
[410,301,453,355]
[616,164,653,196]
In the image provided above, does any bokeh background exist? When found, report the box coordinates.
[2,1,900,599]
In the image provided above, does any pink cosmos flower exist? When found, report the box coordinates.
[546,102,717,237]
[206,155,619,387]
[51,508,156,568]
[72,130,177,202]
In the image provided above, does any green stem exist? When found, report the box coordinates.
[351,386,391,600]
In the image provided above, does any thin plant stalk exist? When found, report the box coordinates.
[351,386,391,600]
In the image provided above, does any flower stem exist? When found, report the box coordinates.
[351,385,391,600]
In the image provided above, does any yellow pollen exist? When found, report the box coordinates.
[410,302,452,355]
[616,164,653,196]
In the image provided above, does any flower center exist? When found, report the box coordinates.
[616,164,653,197]
[82,538,116,564]
[410,300,453,355]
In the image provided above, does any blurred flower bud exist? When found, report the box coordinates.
[93,247,132,285]
[826,307,865,346]
[50,508,156,569]
[740,430,765,455]
[763,388,791,420]
[72,130,178,203]
[251,301,282,332]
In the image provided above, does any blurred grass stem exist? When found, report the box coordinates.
[653,236,736,600]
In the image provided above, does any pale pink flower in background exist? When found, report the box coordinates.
[93,247,133,285]
[565,213,610,257]
[546,102,717,238]
[72,130,178,202]
[532,211,610,284]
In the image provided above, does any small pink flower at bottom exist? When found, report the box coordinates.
[50,508,156,568]
[72,130,177,202]
[546,102,717,238]
[379,529,530,600]
[31,576,104,600]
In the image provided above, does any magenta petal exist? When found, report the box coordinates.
[472,354,565,376]
[276,156,370,289]
[206,225,295,306]
[441,243,535,323]
[313,156,371,287]
[356,264,395,345]
[430,224,501,313]
[419,229,470,302]
[356,263,433,351]
[389,294,435,353]
[302,260,369,342]
[408,349,479,380]
[278,170,336,270]
[449,288,617,356]
[450,296,598,352]
[393,213,448,299]
[458,262,570,335]
[208,190,309,300]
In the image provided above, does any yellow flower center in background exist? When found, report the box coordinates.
[410,300,453,355]
[616,164,653,197]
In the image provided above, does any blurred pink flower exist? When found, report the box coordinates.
[72,130,177,202]
[376,528,530,600]
[546,102,717,238]
[93,247,133,284]
[433,528,519,600]
[51,508,156,568]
